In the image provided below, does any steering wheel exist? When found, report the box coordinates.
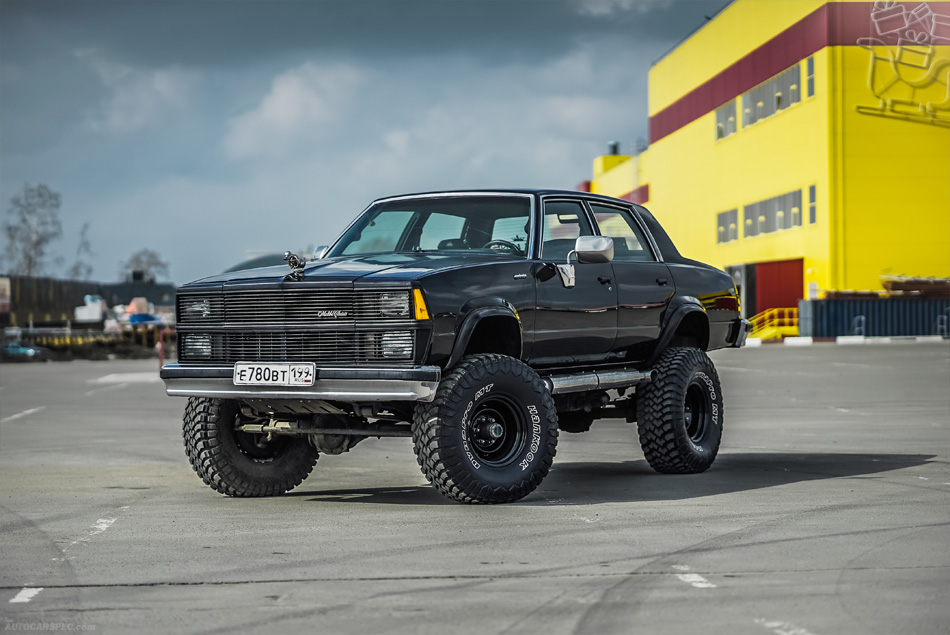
[482,239,523,254]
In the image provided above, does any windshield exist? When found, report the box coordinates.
[327,196,531,258]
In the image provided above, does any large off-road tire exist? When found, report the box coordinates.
[636,347,723,474]
[412,354,558,504]
[182,397,318,497]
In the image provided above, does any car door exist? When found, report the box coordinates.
[587,201,674,360]
[530,198,618,365]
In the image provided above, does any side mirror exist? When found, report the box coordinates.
[572,235,614,263]
[556,236,614,289]
[311,245,329,260]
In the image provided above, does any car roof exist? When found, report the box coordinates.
[371,189,633,206]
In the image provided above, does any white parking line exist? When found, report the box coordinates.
[85,382,129,396]
[53,511,127,561]
[0,406,46,423]
[9,587,43,604]
[676,573,717,588]
[755,618,820,635]
[829,406,869,416]
[672,564,717,588]
[66,517,117,549]
[89,372,160,384]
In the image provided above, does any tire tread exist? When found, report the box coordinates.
[636,347,723,474]
[412,354,558,504]
[182,397,318,497]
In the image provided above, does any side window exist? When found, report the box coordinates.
[541,200,593,260]
[589,204,654,262]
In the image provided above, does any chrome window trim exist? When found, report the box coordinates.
[628,205,665,263]
[538,195,599,261]
[583,199,662,263]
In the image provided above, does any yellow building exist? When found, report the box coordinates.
[585,0,950,317]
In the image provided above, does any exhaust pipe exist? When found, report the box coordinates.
[543,368,654,395]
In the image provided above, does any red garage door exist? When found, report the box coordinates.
[755,259,803,313]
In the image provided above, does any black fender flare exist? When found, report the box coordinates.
[649,297,709,365]
[446,299,523,369]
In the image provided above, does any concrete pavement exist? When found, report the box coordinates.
[1,343,948,634]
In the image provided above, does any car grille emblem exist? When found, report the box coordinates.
[284,251,306,280]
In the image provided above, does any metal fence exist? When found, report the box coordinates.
[799,298,950,338]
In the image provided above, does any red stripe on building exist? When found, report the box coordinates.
[648,2,950,144]
[619,184,650,204]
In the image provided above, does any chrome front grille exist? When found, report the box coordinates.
[176,288,418,365]
[178,331,415,364]
[178,289,412,325]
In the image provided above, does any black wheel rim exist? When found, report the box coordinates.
[466,395,527,467]
[684,380,711,444]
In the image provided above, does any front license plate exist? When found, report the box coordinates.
[233,362,315,386]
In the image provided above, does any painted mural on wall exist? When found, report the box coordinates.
[856,1,950,126]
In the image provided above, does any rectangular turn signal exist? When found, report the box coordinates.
[413,288,430,320]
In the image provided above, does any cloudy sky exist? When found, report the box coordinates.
[1,0,726,284]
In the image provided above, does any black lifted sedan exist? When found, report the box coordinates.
[162,190,750,504]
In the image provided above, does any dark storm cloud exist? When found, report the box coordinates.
[0,0,729,282]
[1,0,727,67]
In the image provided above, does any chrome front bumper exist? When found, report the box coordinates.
[160,364,441,402]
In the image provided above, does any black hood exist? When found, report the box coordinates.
[181,252,519,289]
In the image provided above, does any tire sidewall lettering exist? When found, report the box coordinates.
[460,383,494,470]
[456,379,548,477]
[459,396,481,470]
[519,404,542,471]
[415,354,558,503]
[694,370,720,428]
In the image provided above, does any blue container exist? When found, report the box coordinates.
[800,298,950,338]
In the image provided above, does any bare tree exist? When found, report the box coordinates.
[67,222,94,280]
[121,248,170,282]
[2,183,63,276]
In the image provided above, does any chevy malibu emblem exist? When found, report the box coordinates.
[316,310,349,318]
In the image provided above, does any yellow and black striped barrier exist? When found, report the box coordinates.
[28,332,124,349]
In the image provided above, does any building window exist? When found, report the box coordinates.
[742,64,802,126]
[743,207,758,237]
[715,100,737,140]
[806,57,815,98]
[743,189,803,237]
[809,185,817,223]
[717,209,738,243]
